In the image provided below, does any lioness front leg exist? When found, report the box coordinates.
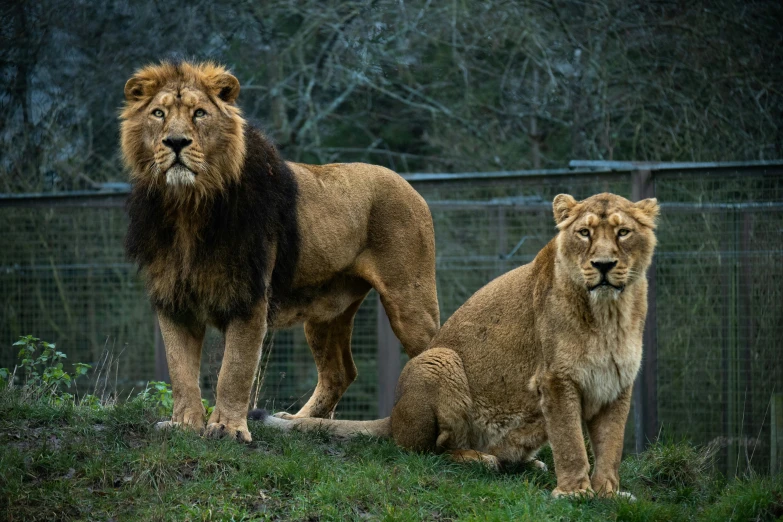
[539,374,592,498]
[586,386,633,497]
[157,313,206,432]
[206,302,267,442]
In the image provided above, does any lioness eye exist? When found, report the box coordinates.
[618,229,630,237]
[152,109,165,118]
[578,229,590,237]
[194,109,206,118]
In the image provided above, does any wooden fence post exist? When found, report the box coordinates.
[377,295,401,417]
[739,212,755,472]
[632,169,659,452]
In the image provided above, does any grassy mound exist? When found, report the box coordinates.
[1,387,781,521]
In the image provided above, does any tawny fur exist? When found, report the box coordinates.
[262,193,659,498]
[120,61,440,443]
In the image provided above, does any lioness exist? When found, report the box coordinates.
[120,61,439,442]
[259,192,658,498]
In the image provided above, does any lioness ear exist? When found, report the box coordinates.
[124,77,147,102]
[553,194,578,225]
[212,73,240,104]
[633,198,660,228]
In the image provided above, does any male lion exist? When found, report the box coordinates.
[259,192,659,498]
[120,61,439,442]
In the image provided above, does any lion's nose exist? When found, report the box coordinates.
[162,136,192,155]
[591,260,617,274]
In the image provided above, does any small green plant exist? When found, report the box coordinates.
[139,381,174,415]
[80,393,102,409]
[136,381,213,419]
[10,335,92,396]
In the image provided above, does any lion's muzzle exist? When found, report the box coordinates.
[165,163,196,186]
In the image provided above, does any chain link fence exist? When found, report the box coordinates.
[1,161,781,475]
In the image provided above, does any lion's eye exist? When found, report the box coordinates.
[578,229,590,238]
[152,109,165,118]
[194,109,207,118]
[618,228,630,237]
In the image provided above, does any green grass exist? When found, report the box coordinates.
[1,389,781,521]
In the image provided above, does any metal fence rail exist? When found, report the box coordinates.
[1,161,782,475]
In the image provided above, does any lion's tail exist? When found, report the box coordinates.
[248,409,392,439]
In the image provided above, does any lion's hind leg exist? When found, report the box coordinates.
[287,294,369,419]
[354,230,439,359]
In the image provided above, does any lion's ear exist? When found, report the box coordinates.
[124,77,147,102]
[553,194,578,225]
[633,198,660,228]
[212,73,240,104]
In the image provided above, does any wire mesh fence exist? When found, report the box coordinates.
[652,168,783,476]
[1,162,781,475]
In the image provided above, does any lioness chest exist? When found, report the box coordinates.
[567,301,642,419]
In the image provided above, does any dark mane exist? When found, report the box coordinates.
[125,125,300,328]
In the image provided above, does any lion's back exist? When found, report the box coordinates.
[289,161,429,215]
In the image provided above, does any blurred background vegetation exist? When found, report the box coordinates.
[2,0,781,193]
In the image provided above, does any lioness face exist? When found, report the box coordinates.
[553,193,659,297]
[120,62,246,197]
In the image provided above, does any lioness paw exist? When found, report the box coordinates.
[475,454,501,471]
[590,485,637,501]
[590,476,632,499]
[448,450,501,471]
[530,459,548,472]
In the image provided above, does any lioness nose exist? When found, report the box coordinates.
[162,136,192,155]
[591,260,617,274]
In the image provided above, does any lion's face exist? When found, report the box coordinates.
[553,193,659,297]
[120,62,246,200]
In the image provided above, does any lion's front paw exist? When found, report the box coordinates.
[205,406,252,442]
[551,487,595,499]
[272,411,297,420]
[156,405,206,433]
[204,421,252,442]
